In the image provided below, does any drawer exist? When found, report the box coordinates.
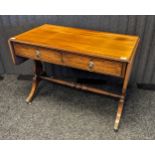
[13,42,125,77]
[63,53,125,77]
[13,43,62,65]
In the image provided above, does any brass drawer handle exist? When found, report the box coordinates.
[35,50,40,58]
[88,60,94,71]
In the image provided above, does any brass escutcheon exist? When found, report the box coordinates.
[35,50,40,58]
[88,60,94,71]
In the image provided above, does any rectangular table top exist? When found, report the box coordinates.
[10,24,139,62]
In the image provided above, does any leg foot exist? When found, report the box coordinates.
[25,76,41,103]
[114,98,124,131]
[26,101,32,104]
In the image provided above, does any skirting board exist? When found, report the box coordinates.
[17,74,118,85]
[137,83,155,91]
[17,74,33,81]
[0,76,4,80]
[17,74,123,92]
[17,75,155,91]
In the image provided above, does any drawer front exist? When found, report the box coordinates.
[13,43,125,77]
[13,43,62,65]
[92,58,124,77]
[63,53,124,77]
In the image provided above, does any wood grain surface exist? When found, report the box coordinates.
[10,24,139,62]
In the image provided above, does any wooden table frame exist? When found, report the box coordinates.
[8,24,139,131]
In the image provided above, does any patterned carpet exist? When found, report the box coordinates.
[0,75,155,139]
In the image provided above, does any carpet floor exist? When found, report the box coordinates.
[0,75,155,140]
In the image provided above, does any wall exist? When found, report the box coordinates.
[0,15,155,84]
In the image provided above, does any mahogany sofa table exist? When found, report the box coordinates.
[8,24,139,131]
